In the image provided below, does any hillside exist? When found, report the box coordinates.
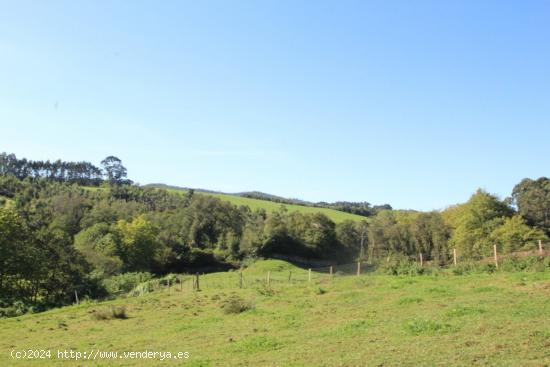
[82,184,367,223]
[1,260,549,366]
[161,187,368,223]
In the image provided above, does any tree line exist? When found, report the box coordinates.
[0,152,131,186]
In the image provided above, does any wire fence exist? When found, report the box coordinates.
[116,242,550,300]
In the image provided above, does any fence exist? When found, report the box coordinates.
[73,241,549,303]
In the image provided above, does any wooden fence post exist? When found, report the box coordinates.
[75,290,79,305]
[539,240,543,255]
[357,262,361,276]
[180,276,183,292]
[308,268,311,282]
[330,266,333,277]
[419,253,423,267]
[267,271,271,288]
[168,278,171,294]
[493,245,498,268]
[195,273,200,290]
[453,248,457,266]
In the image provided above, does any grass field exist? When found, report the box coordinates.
[2,260,549,366]
[165,188,367,223]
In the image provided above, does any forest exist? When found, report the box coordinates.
[0,152,549,314]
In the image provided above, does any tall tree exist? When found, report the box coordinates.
[101,156,128,184]
[512,177,550,234]
[448,189,512,258]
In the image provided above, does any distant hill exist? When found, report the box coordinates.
[144,184,368,223]
[144,183,222,195]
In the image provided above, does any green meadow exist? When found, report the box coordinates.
[2,260,548,366]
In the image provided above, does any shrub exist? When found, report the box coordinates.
[451,256,549,275]
[103,272,153,295]
[501,256,549,272]
[315,287,328,295]
[91,306,127,320]
[158,273,179,286]
[381,257,436,276]
[254,282,275,296]
[0,300,31,318]
[451,262,477,275]
[220,295,253,314]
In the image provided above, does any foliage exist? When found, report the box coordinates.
[380,256,433,276]
[0,152,130,186]
[220,294,253,314]
[490,215,548,253]
[101,156,128,185]
[116,216,159,271]
[368,210,450,263]
[447,189,513,259]
[103,272,153,295]
[91,305,128,320]
[450,256,549,275]
[512,177,550,234]
[0,300,32,318]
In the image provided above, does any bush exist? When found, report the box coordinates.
[501,256,550,272]
[0,300,31,318]
[450,256,549,275]
[380,257,436,276]
[91,306,127,320]
[451,262,477,275]
[315,287,328,295]
[103,272,153,295]
[158,273,179,286]
[220,294,253,314]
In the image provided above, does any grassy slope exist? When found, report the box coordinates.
[165,188,367,223]
[1,260,549,366]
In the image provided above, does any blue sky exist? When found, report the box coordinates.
[1,0,549,210]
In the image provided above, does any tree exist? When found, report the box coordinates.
[0,207,31,298]
[490,215,548,253]
[336,220,360,258]
[74,223,123,276]
[512,177,550,234]
[410,212,450,264]
[32,228,91,306]
[448,189,512,259]
[115,215,159,271]
[356,220,369,259]
[241,209,267,257]
[302,213,337,256]
[101,156,127,184]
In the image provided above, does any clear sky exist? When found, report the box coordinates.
[1,0,549,210]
